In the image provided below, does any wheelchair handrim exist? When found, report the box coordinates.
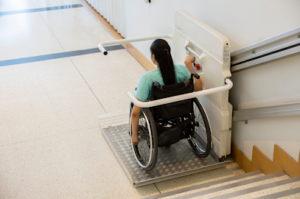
[130,109,153,168]
[190,100,210,154]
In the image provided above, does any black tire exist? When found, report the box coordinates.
[129,106,158,171]
[188,98,212,158]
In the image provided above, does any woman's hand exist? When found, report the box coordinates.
[185,55,196,64]
[131,103,142,145]
[132,134,140,145]
[184,55,203,92]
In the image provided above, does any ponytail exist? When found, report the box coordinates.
[150,39,176,85]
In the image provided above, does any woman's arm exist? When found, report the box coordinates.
[184,56,203,92]
[131,103,142,145]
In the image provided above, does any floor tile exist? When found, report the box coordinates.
[0,13,64,61]
[0,58,86,99]
[70,50,147,113]
[0,87,106,144]
[39,7,101,29]
[50,25,115,51]
[0,0,35,12]
[31,0,80,8]
[39,8,115,51]
[0,58,107,144]
[0,128,159,199]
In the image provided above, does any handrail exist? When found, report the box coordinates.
[233,103,300,122]
[127,78,233,108]
[98,34,173,55]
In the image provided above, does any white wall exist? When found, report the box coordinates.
[124,0,300,60]
[230,54,300,110]
[230,52,300,162]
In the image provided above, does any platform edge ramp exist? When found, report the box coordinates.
[135,162,226,187]
[101,127,134,185]
[98,110,129,128]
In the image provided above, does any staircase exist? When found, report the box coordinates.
[144,170,300,199]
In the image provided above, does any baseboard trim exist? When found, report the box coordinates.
[232,143,300,177]
[78,0,156,71]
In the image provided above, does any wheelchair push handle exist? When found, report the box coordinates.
[191,73,200,80]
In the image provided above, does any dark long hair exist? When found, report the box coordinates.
[150,39,176,85]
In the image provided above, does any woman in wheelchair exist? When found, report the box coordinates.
[130,39,211,170]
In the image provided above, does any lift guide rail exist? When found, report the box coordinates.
[99,10,233,187]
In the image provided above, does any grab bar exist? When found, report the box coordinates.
[98,34,173,55]
[127,78,233,108]
[186,46,206,62]
[186,46,223,64]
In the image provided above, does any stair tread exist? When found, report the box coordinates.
[207,175,300,199]
[254,185,300,199]
[230,180,300,199]
[171,172,286,199]
[143,170,263,199]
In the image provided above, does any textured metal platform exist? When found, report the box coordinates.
[102,124,226,187]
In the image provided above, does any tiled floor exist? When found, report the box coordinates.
[0,0,244,198]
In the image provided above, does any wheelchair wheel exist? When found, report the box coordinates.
[188,98,212,158]
[129,107,158,171]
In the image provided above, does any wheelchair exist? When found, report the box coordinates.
[129,73,212,171]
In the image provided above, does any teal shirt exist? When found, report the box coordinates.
[134,64,194,101]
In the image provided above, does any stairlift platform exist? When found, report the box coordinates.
[99,112,226,187]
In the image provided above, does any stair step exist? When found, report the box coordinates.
[143,170,263,199]
[208,176,300,199]
[254,185,300,199]
[171,172,286,199]
[229,178,300,199]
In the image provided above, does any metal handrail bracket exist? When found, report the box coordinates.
[98,34,173,55]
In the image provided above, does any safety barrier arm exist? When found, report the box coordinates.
[127,78,233,108]
[99,35,233,108]
[98,34,174,55]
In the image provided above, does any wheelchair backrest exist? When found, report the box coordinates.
[150,78,194,121]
